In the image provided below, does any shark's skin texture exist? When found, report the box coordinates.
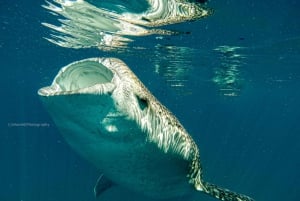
[38,58,254,201]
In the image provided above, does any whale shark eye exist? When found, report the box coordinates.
[136,95,148,111]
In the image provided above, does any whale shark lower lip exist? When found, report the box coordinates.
[38,57,254,201]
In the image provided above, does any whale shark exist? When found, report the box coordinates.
[38,57,254,201]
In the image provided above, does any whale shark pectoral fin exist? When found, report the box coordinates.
[94,174,115,198]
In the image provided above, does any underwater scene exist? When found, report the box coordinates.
[1,0,299,201]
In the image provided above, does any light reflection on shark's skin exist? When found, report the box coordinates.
[42,0,211,50]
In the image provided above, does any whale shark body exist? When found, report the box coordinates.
[38,58,254,201]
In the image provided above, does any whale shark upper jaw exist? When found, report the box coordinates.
[38,58,116,96]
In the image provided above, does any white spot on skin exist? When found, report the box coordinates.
[195,183,203,191]
[105,125,118,132]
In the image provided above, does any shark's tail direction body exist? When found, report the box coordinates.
[202,181,254,201]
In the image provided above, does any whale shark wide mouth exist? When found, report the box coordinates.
[38,58,116,96]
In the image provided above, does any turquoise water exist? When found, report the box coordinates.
[1,0,300,201]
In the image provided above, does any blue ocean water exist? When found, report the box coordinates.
[1,0,300,201]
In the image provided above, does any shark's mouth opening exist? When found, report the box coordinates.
[38,58,115,96]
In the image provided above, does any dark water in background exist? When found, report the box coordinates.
[1,0,300,201]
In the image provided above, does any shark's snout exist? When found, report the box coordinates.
[38,58,115,96]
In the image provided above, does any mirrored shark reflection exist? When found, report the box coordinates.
[152,44,196,94]
[42,0,211,51]
[212,45,246,97]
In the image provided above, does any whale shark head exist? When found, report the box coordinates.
[38,57,202,198]
[38,58,197,157]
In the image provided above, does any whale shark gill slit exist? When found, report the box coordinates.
[136,95,149,111]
